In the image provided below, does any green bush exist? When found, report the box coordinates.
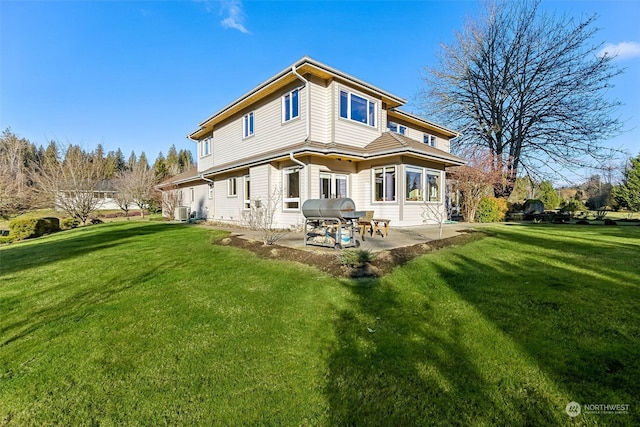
[339,249,377,267]
[61,217,81,230]
[559,198,586,217]
[40,217,61,234]
[8,217,61,241]
[8,218,42,240]
[475,197,508,223]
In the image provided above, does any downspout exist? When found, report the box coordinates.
[198,174,214,185]
[291,65,310,142]
[289,152,306,169]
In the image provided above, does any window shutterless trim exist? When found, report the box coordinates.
[282,88,300,123]
[243,112,255,138]
[339,89,377,127]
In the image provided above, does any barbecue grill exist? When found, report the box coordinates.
[302,198,362,249]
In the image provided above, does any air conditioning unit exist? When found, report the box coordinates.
[175,206,189,222]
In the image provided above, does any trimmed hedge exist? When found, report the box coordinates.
[8,217,61,241]
[61,217,80,230]
[475,197,509,223]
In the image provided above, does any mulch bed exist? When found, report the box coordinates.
[213,230,487,278]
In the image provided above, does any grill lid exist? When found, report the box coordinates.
[302,198,357,219]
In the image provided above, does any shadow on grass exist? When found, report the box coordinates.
[431,226,640,425]
[325,225,639,425]
[324,277,562,426]
[0,222,184,276]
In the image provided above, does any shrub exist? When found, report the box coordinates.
[61,217,81,229]
[8,218,42,240]
[475,197,508,223]
[40,217,61,234]
[339,249,377,268]
[90,218,104,225]
[559,198,587,217]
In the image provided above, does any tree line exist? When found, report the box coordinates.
[0,128,194,222]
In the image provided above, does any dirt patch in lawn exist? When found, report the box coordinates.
[214,230,487,278]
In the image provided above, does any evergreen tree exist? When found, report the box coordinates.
[127,150,137,171]
[538,181,562,210]
[153,152,169,183]
[138,151,149,170]
[612,155,640,213]
[114,148,126,171]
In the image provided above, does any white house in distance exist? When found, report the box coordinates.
[159,57,465,227]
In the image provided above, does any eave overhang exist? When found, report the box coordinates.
[188,56,407,140]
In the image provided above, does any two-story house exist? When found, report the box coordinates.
[159,57,465,227]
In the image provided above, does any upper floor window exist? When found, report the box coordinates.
[424,134,436,147]
[283,89,300,122]
[243,112,254,138]
[389,122,406,135]
[201,137,211,157]
[340,90,376,127]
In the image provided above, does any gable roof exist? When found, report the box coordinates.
[189,56,407,140]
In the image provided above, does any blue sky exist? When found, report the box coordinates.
[2,0,639,181]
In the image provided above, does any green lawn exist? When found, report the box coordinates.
[1,222,638,426]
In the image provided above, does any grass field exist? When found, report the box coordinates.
[1,222,638,425]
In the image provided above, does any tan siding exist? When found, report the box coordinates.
[333,84,382,147]
[309,77,330,143]
[212,82,307,168]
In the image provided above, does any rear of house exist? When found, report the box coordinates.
[158,57,465,227]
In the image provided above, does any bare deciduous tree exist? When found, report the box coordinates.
[423,0,623,197]
[112,170,135,217]
[449,153,502,222]
[0,129,33,219]
[32,144,108,224]
[421,200,450,239]
[113,160,156,219]
[240,185,286,245]
[160,183,180,220]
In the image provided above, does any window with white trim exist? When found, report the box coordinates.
[190,188,195,203]
[373,166,396,202]
[320,173,348,199]
[388,121,406,135]
[424,134,436,147]
[228,177,237,197]
[244,175,251,209]
[282,89,300,122]
[243,112,254,138]
[201,137,211,157]
[405,167,423,201]
[339,90,376,127]
[426,172,441,202]
[283,168,300,209]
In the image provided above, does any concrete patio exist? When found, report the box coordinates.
[205,221,482,253]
